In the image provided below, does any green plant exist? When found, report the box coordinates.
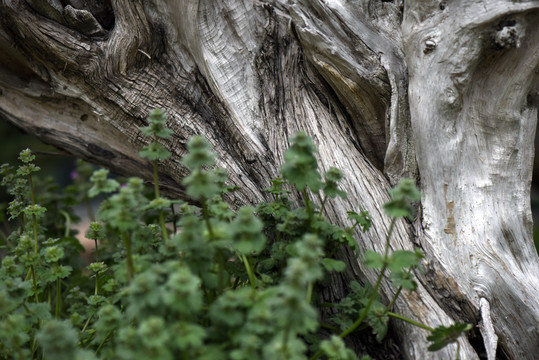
[0,109,471,359]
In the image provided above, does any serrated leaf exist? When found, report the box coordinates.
[280,132,323,192]
[347,210,372,232]
[427,323,473,351]
[389,271,417,291]
[321,258,346,272]
[387,250,420,272]
[363,251,385,269]
[139,142,171,161]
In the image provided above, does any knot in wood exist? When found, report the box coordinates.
[423,39,437,54]
[495,25,520,49]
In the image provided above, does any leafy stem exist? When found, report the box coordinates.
[311,218,397,360]
[387,312,434,332]
[55,278,61,318]
[319,193,328,217]
[241,254,257,291]
[302,189,313,225]
[94,240,100,296]
[28,175,40,303]
[122,232,134,283]
[153,159,168,240]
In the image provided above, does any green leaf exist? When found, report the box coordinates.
[230,206,266,255]
[87,262,107,274]
[85,222,105,240]
[383,198,415,218]
[44,265,72,281]
[18,148,35,163]
[182,170,220,200]
[427,323,473,351]
[139,108,174,139]
[139,142,171,161]
[181,136,216,170]
[323,167,347,199]
[137,316,170,348]
[17,163,41,176]
[170,322,206,350]
[280,132,323,192]
[347,210,372,232]
[42,245,65,263]
[384,179,421,219]
[387,250,421,272]
[36,320,79,360]
[321,258,347,272]
[389,178,421,202]
[23,204,47,217]
[389,271,417,291]
[365,300,388,342]
[88,169,120,198]
[319,335,356,360]
[330,227,358,251]
[163,265,203,316]
[263,177,291,197]
[363,250,385,269]
[145,197,172,211]
[209,287,253,327]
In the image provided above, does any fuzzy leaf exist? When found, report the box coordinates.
[364,251,385,269]
[321,258,347,272]
[427,323,473,351]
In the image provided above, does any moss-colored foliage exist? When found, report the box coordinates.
[0,110,471,360]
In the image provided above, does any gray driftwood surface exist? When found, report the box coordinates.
[1,1,538,358]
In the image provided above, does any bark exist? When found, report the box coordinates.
[0,0,538,358]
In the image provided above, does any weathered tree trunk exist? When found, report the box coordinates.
[0,0,538,358]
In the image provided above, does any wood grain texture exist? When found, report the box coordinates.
[403,1,539,357]
[1,0,538,358]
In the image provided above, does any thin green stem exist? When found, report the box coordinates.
[306,282,314,304]
[282,322,291,351]
[302,189,313,224]
[350,220,360,232]
[94,239,99,263]
[27,174,41,303]
[241,254,257,291]
[158,212,168,240]
[386,286,402,312]
[383,218,396,258]
[153,160,168,240]
[341,218,396,338]
[94,239,100,296]
[81,313,93,334]
[59,209,71,238]
[28,175,38,251]
[95,330,113,355]
[201,198,214,238]
[153,160,161,199]
[30,265,39,303]
[122,232,134,283]
[55,278,61,318]
[216,250,225,294]
[319,194,328,217]
[30,337,37,359]
[385,266,415,312]
[170,204,177,234]
[340,265,385,339]
[311,218,397,360]
[387,312,434,332]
